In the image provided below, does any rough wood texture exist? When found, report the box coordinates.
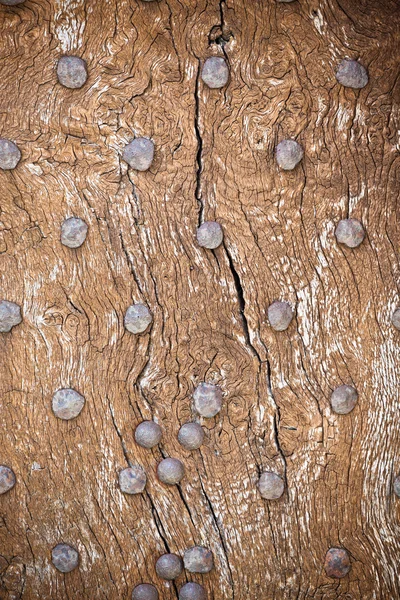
[0,0,399,598]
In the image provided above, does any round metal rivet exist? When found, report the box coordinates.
[258,471,284,500]
[178,423,204,450]
[57,56,88,89]
[179,582,207,600]
[330,384,358,415]
[335,219,365,248]
[132,584,159,600]
[61,217,88,248]
[52,388,85,420]
[335,59,368,89]
[0,139,21,170]
[155,553,183,580]
[324,547,351,579]
[0,465,16,495]
[135,421,162,448]
[276,139,303,170]
[119,466,146,494]
[0,300,22,333]
[157,458,185,485]
[183,546,213,574]
[124,304,152,334]
[201,57,229,89]
[193,382,222,418]
[122,138,154,171]
[267,300,294,331]
[51,543,79,573]
[196,221,223,249]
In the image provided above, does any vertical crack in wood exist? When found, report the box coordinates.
[194,60,204,226]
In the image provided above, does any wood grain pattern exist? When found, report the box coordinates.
[0,0,399,598]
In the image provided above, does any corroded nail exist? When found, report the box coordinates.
[178,423,204,450]
[193,382,222,418]
[179,582,206,600]
[0,300,22,333]
[119,466,146,494]
[391,308,400,330]
[201,57,229,89]
[324,547,351,579]
[52,388,85,420]
[335,219,365,248]
[276,139,303,170]
[330,384,358,415]
[57,56,88,89]
[155,553,183,580]
[183,546,213,574]
[157,458,185,485]
[132,584,159,600]
[335,59,368,89]
[135,421,162,448]
[122,138,154,171]
[124,304,152,334]
[258,471,284,500]
[393,476,400,497]
[51,543,79,573]
[267,300,294,331]
[61,217,88,248]
[0,138,21,170]
[196,221,223,249]
[0,465,16,495]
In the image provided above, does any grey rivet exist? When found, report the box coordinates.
[196,221,223,249]
[0,300,22,333]
[178,423,204,450]
[201,57,229,89]
[183,546,213,574]
[122,138,154,171]
[324,547,351,579]
[57,56,88,89]
[393,476,400,497]
[330,385,358,415]
[267,300,294,331]
[258,471,284,500]
[0,1,24,5]
[277,0,296,2]
[157,458,185,485]
[0,139,21,170]
[0,465,16,495]
[119,466,146,494]
[124,304,152,334]
[132,584,159,600]
[61,217,88,248]
[51,543,79,573]
[276,139,304,170]
[179,582,206,600]
[155,553,183,580]
[391,308,400,330]
[52,388,85,420]
[135,421,162,448]
[335,219,365,248]
[193,382,222,418]
[335,59,368,89]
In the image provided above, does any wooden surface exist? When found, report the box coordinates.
[0,0,399,598]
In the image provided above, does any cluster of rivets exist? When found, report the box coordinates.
[335,219,365,248]
[122,138,155,171]
[57,56,88,89]
[267,300,294,331]
[179,582,206,600]
[391,308,400,330]
[324,547,351,578]
[155,553,183,580]
[196,221,223,249]
[330,384,358,415]
[157,458,185,485]
[201,56,229,89]
[0,138,21,170]
[135,420,162,448]
[61,217,88,249]
[258,471,285,500]
[52,388,85,420]
[119,466,147,494]
[51,543,79,573]
[275,139,303,170]
[393,476,400,497]
[124,304,153,334]
[0,465,16,495]
[183,546,213,573]
[132,584,158,600]
[0,300,22,332]
[335,59,368,89]
[193,382,223,417]
[178,423,204,450]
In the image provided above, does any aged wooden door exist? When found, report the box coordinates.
[1,0,399,598]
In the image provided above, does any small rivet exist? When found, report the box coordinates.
[135,421,162,448]
[196,221,223,249]
[335,59,368,89]
[0,300,22,333]
[391,308,400,330]
[0,139,21,170]
[124,304,152,334]
[258,471,284,500]
[183,546,213,574]
[132,584,159,600]
[330,385,358,415]
[178,423,204,450]
[122,138,154,171]
[0,1,25,5]
[335,219,365,248]
[119,466,146,494]
[267,300,294,331]
[157,458,185,485]
[276,139,303,170]
[61,217,88,249]
[201,57,229,89]
[0,465,16,495]
[51,543,79,573]
[193,382,222,418]
[52,388,85,420]
[324,547,351,579]
[179,582,207,600]
[155,553,183,580]
[57,56,88,89]
[393,476,400,497]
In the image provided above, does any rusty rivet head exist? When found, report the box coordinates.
[276,139,303,170]
[157,458,185,485]
[179,582,207,600]
[61,217,88,248]
[178,423,204,450]
[268,300,294,331]
[0,138,21,170]
[155,553,183,580]
[124,304,152,334]
[183,546,213,574]
[393,476,400,497]
[132,584,159,600]
[330,384,358,415]
[201,57,229,89]
[135,421,162,448]
[193,382,222,418]
[391,308,400,330]
[0,465,16,495]
[0,300,22,333]
[335,219,365,248]
[258,471,284,500]
[0,1,26,5]
[122,138,154,171]
[324,547,351,579]
[196,221,223,249]
[52,388,85,420]
[335,59,368,89]
[51,543,79,573]
[57,56,88,89]
[119,466,146,494]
